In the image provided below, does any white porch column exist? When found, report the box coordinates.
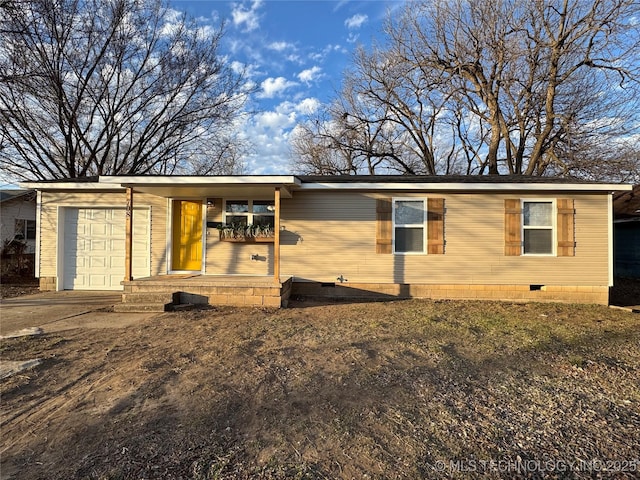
[274,187,281,284]
[124,187,133,282]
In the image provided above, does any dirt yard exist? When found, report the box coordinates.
[0,275,39,299]
[1,298,639,479]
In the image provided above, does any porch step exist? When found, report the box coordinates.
[113,301,196,313]
[120,276,293,309]
[113,302,169,313]
[116,291,180,313]
[122,292,177,304]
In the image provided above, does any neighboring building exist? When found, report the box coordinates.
[613,184,640,278]
[21,175,632,307]
[0,189,37,254]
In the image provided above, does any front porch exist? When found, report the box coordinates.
[114,275,293,312]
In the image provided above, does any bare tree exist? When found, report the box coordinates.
[290,116,363,175]
[397,0,640,176]
[0,0,252,181]
[291,63,428,176]
[295,0,640,179]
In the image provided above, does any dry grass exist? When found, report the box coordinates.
[1,299,639,479]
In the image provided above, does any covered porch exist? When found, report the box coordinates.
[97,175,301,310]
[114,274,293,312]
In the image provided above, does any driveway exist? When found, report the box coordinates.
[0,291,157,336]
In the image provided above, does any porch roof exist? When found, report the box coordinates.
[98,175,301,198]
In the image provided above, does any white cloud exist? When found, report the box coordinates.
[234,99,324,174]
[238,101,302,174]
[295,98,320,115]
[309,44,347,62]
[268,41,295,52]
[165,8,183,24]
[256,110,296,130]
[231,0,263,32]
[230,61,261,79]
[344,13,368,29]
[297,66,322,84]
[160,9,185,37]
[257,76,298,98]
[227,38,243,55]
[230,60,246,74]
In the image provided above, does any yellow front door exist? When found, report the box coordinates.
[172,200,203,271]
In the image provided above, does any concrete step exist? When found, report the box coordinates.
[113,303,169,313]
[127,284,185,293]
[122,292,177,304]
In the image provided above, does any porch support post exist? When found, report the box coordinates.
[274,187,281,284]
[124,187,133,282]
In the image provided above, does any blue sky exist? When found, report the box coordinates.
[169,0,403,174]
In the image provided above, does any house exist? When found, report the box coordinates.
[20,175,632,308]
[613,184,640,278]
[0,189,37,254]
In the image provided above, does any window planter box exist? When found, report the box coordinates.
[219,236,275,243]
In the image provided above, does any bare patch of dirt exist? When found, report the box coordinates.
[1,300,639,479]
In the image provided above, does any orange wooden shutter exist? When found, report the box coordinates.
[504,199,522,256]
[376,198,392,254]
[557,198,575,257]
[427,198,445,254]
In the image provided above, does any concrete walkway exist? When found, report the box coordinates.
[0,291,158,336]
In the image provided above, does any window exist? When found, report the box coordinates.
[252,200,276,228]
[522,201,554,255]
[505,198,574,257]
[225,200,249,225]
[14,219,36,240]
[393,199,425,253]
[224,200,275,228]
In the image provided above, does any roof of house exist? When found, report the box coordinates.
[296,175,591,184]
[19,174,632,194]
[614,184,640,221]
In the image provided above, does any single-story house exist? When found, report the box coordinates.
[0,188,37,254]
[613,184,640,278]
[20,175,632,308]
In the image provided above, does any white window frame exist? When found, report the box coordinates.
[222,199,275,226]
[521,199,556,256]
[392,197,427,255]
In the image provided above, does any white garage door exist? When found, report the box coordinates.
[63,208,150,290]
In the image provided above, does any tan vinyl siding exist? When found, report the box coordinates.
[38,191,167,278]
[147,194,168,275]
[280,191,610,286]
[204,199,272,275]
[206,241,273,275]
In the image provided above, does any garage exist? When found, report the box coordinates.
[62,208,150,290]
